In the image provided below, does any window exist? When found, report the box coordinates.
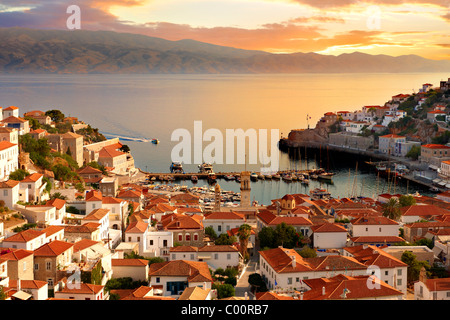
[47,278,54,287]
[150,240,154,246]
[218,225,222,232]
[163,240,168,247]
[34,263,39,270]
[214,254,219,260]
[23,261,26,271]
[397,279,402,286]
[288,278,292,285]
[296,277,300,283]
[172,254,176,260]
[46,261,52,270]
[156,277,160,283]
[178,234,183,242]
[128,237,131,242]
[193,234,198,241]
[190,254,194,260]
[385,271,389,276]
[379,227,382,232]
[3,190,7,196]
[186,234,191,241]
[227,254,231,260]
[137,237,141,242]
[397,269,402,276]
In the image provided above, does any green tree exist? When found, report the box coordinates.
[399,195,416,207]
[205,226,217,240]
[274,222,301,248]
[401,251,431,284]
[258,227,276,249]
[9,169,30,181]
[248,273,268,293]
[297,246,317,258]
[382,197,402,221]
[214,234,236,245]
[405,145,421,160]
[120,145,130,153]
[238,224,252,260]
[215,283,235,299]
[45,109,65,123]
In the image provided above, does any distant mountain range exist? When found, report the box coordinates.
[0,27,449,74]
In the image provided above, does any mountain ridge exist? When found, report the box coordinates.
[0,27,449,74]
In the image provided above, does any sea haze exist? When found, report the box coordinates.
[0,72,446,203]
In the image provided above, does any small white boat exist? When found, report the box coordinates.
[250,173,258,181]
[151,139,160,144]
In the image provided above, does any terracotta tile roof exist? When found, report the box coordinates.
[112,258,148,267]
[99,146,125,158]
[169,246,198,252]
[256,292,294,300]
[45,198,66,210]
[77,166,103,175]
[118,189,142,198]
[259,247,313,273]
[146,203,176,213]
[350,236,405,244]
[311,223,347,233]
[423,277,450,292]
[204,211,245,220]
[85,190,103,202]
[227,227,256,237]
[0,248,33,260]
[8,279,48,290]
[0,179,19,188]
[380,134,405,139]
[64,224,100,234]
[58,282,104,295]
[119,286,175,300]
[198,245,238,252]
[149,260,212,283]
[302,275,403,300]
[21,173,43,183]
[344,245,407,268]
[401,204,450,217]
[257,210,313,226]
[421,144,450,149]
[178,286,211,300]
[102,196,125,204]
[83,208,110,221]
[62,132,83,139]
[42,225,65,237]
[33,240,74,257]
[125,220,148,233]
[162,214,203,230]
[306,255,367,272]
[73,239,100,252]
[3,229,45,243]
[1,116,26,123]
[350,216,398,226]
[0,141,16,152]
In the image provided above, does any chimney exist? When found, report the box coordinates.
[300,292,303,300]
[203,282,207,290]
[17,279,21,292]
[322,287,326,296]
[244,292,248,300]
[291,256,296,268]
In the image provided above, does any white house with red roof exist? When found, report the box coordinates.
[378,134,406,155]
[3,106,19,118]
[400,204,450,223]
[111,258,149,282]
[54,280,107,300]
[19,172,47,203]
[125,219,149,255]
[82,208,110,242]
[256,209,313,237]
[169,244,240,270]
[203,211,246,236]
[343,245,408,294]
[0,141,18,181]
[311,223,348,249]
[1,115,30,135]
[98,146,128,174]
[0,179,20,209]
[258,247,368,291]
[420,143,450,167]
[349,216,400,238]
[414,267,450,300]
[300,274,403,300]
[1,229,46,251]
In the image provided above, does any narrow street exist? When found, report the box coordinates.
[234,253,259,299]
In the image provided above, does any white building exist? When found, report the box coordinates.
[0,141,18,181]
[349,216,400,238]
[203,211,246,236]
[311,223,348,249]
[0,180,20,209]
[169,245,240,270]
[378,134,406,155]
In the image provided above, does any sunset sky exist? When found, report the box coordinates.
[0,0,449,59]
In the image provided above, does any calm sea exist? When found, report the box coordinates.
[1,72,448,204]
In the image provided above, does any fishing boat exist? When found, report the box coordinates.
[310,188,331,200]
[198,162,214,174]
[151,139,160,144]
[302,179,310,185]
[282,174,292,182]
[191,175,198,183]
[272,173,281,180]
[318,172,334,180]
[264,173,272,179]
[291,174,298,181]
[224,174,235,181]
[258,174,265,180]
[170,161,184,173]
[250,173,259,181]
